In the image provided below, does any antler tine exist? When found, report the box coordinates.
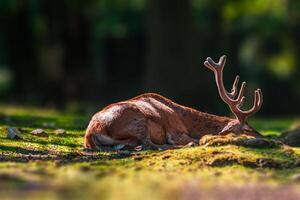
[236,88,263,123]
[238,96,246,108]
[234,81,246,103]
[229,75,240,98]
[204,55,227,71]
[207,57,219,67]
[256,89,263,108]
[204,58,218,71]
[239,89,263,114]
[204,60,215,71]
[219,55,226,69]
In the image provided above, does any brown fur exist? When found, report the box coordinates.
[84,93,261,150]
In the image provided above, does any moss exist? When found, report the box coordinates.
[1,106,300,199]
[199,133,281,148]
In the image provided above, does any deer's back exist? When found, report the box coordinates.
[95,93,181,125]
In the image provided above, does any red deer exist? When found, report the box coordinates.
[84,55,263,150]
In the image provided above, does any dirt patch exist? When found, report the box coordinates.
[199,134,281,148]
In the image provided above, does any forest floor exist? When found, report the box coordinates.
[0,105,300,200]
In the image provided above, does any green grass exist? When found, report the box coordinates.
[0,105,300,200]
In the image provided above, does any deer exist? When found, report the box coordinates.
[84,55,263,150]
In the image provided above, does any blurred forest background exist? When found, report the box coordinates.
[0,0,299,116]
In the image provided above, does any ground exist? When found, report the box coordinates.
[0,105,300,200]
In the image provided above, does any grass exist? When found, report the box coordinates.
[0,105,300,200]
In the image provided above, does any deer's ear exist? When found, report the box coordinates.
[218,123,233,135]
[218,120,240,135]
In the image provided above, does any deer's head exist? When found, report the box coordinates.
[204,55,263,137]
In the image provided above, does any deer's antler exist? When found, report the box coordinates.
[204,55,263,124]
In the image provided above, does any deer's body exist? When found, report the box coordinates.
[85,93,255,150]
[84,55,263,150]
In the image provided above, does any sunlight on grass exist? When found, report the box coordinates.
[0,106,300,199]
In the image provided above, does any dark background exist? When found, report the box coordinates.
[0,0,299,116]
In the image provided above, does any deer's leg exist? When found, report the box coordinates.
[135,120,170,150]
[162,115,198,146]
[142,136,197,150]
[142,139,182,150]
[166,124,198,145]
[136,120,191,150]
[167,132,199,146]
[147,120,167,145]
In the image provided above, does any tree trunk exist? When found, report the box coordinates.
[145,0,196,103]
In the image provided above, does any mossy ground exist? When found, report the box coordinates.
[0,105,300,200]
